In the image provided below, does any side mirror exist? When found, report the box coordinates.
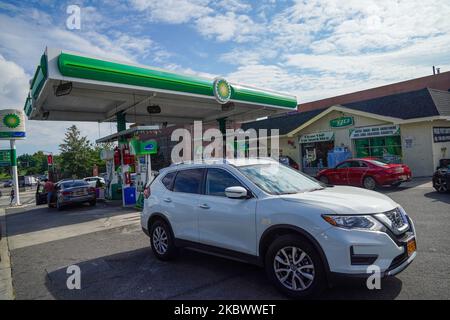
[225,186,249,199]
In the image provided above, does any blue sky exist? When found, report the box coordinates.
[0,0,450,155]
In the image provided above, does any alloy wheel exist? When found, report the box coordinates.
[364,177,376,190]
[435,178,448,193]
[152,226,169,255]
[273,246,315,291]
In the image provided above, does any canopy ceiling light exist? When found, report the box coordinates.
[54,82,72,97]
[147,104,161,114]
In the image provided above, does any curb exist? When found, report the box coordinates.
[0,208,14,300]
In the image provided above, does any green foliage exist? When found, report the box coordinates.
[17,151,48,175]
[58,125,106,179]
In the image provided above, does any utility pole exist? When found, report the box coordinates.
[0,110,26,207]
[10,139,20,206]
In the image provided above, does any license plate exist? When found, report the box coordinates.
[76,190,87,196]
[399,175,407,180]
[407,238,416,256]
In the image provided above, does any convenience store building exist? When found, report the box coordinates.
[243,88,450,177]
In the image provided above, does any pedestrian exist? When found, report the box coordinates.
[10,188,15,205]
[43,178,55,207]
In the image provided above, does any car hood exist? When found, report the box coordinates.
[280,185,398,215]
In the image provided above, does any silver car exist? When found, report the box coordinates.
[54,180,96,210]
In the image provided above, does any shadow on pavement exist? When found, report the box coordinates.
[5,201,138,237]
[423,191,450,205]
[45,247,402,300]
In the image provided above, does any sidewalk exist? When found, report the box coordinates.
[0,208,14,299]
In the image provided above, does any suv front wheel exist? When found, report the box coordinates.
[265,234,325,299]
[150,220,178,261]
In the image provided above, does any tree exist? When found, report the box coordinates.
[17,151,48,175]
[58,125,101,178]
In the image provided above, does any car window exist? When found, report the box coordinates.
[172,169,204,194]
[359,161,369,168]
[161,171,176,190]
[61,181,89,188]
[206,168,243,197]
[336,162,351,169]
[348,161,361,168]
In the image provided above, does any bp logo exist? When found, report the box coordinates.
[213,78,232,104]
[3,113,21,129]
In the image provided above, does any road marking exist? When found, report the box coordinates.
[8,211,141,250]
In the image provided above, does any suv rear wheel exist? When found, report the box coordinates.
[265,234,325,299]
[150,220,178,261]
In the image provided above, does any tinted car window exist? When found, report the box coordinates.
[173,169,204,194]
[161,171,176,190]
[61,181,89,188]
[336,162,351,169]
[206,169,243,197]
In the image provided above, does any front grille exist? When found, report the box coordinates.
[385,208,407,230]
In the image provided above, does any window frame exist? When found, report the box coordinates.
[171,168,206,195]
[204,167,246,198]
[161,171,177,191]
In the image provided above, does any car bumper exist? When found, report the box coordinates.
[316,223,416,276]
[378,174,412,185]
[60,195,96,205]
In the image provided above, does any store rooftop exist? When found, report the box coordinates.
[242,88,450,136]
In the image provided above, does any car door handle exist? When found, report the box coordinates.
[163,198,172,203]
[199,203,210,209]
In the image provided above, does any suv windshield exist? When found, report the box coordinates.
[237,163,324,195]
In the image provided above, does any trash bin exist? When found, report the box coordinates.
[123,187,136,206]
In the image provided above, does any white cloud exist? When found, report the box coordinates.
[0,54,29,108]
[131,0,212,24]
[195,12,262,42]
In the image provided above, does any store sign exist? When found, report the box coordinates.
[139,140,158,155]
[330,116,354,128]
[433,127,450,143]
[0,109,26,140]
[350,124,400,139]
[299,131,334,143]
[0,149,12,167]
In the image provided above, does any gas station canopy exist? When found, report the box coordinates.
[24,48,298,125]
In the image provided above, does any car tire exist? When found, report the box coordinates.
[363,176,377,190]
[150,220,178,261]
[265,234,326,299]
[319,176,329,184]
[89,200,97,206]
[434,177,448,193]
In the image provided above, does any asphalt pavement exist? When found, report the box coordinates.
[3,178,450,300]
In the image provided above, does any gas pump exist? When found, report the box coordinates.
[129,137,158,209]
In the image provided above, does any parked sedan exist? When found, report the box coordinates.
[317,158,412,190]
[3,180,12,188]
[52,179,97,210]
[432,160,450,193]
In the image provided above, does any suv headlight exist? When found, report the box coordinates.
[322,215,385,231]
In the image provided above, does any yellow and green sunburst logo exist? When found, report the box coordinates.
[3,113,21,128]
[213,78,231,104]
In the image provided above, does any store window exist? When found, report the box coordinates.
[354,136,402,163]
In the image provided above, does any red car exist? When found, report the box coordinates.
[316,158,412,190]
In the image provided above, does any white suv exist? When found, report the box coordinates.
[141,158,416,298]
